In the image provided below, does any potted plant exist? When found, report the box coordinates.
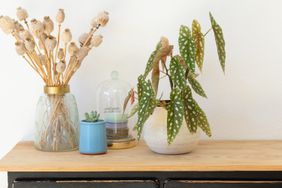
[79,111,107,154]
[124,13,226,154]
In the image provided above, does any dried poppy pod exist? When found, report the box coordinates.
[45,35,57,50]
[39,54,47,66]
[91,35,103,47]
[38,33,47,50]
[24,38,35,52]
[95,11,109,27]
[56,9,65,24]
[79,33,90,46]
[58,48,65,60]
[90,18,98,28]
[68,42,79,56]
[0,16,16,34]
[19,30,32,40]
[62,28,72,44]
[76,47,89,61]
[30,19,44,37]
[14,21,24,32]
[43,16,54,35]
[15,41,26,55]
[16,7,28,21]
[56,61,66,73]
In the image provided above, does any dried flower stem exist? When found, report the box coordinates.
[63,26,101,84]
[24,21,42,54]
[64,59,79,84]
[64,43,67,60]
[48,50,55,85]
[24,20,29,29]
[23,55,46,83]
[26,52,42,74]
[82,25,100,47]
[55,24,61,61]
[39,37,52,85]
[30,51,46,77]
[63,56,74,82]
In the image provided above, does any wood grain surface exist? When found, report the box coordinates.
[1,141,282,172]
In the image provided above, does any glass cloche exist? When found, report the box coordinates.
[96,71,136,149]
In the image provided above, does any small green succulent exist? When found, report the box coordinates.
[84,111,100,122]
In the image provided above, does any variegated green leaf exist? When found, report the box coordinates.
[178,25,196,72]
[182,85,197,133]
[209,12,226,72]
[169,56,186,89]
[167,88,184,144]
[144,42,162,78]
[136,75,157,139]
[187,73,207,98]
[192,20,205,71]
[182,85,211,136]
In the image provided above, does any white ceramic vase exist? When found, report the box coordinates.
[143,107,200,155]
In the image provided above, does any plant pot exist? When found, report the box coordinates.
[34,86,79,152]
[143,107,200,155]
[79,120,107,155]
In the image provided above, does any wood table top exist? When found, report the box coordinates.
[0,140,282,172]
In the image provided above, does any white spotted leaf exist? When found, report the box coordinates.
[136,75,157,139]
[187,73,207,98]
[144,42,162,78]
[210,12,226,72]
[167,88,184,144]
[169,56,186,89]
[182,85,211,136]
[178,25,196,72]
[192,20,205,71]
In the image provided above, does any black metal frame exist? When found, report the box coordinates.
[8,171,282,188]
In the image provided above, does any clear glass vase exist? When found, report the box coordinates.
[34,85,79,152]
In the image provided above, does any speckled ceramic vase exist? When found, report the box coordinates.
[143,107,200,155]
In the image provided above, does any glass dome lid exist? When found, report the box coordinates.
[96,71,136,149]
[97,71,131,119]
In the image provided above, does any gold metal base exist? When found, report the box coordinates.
[108,137,137,150]
[44,85,70,95]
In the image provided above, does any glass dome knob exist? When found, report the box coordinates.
[111,71,119,80]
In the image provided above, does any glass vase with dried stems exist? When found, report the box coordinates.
[0,7,109,151]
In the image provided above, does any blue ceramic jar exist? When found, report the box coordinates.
[79,120,107,154]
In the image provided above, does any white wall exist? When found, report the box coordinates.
[1,0,282,186]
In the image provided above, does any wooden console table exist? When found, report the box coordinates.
[1,141,282,188]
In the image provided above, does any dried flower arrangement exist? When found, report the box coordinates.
[0,8,109,151]
[0,7,109,85]
[124,13,226,144]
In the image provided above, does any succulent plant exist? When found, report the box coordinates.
[124,12,226,144]
[84,111,100,123]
